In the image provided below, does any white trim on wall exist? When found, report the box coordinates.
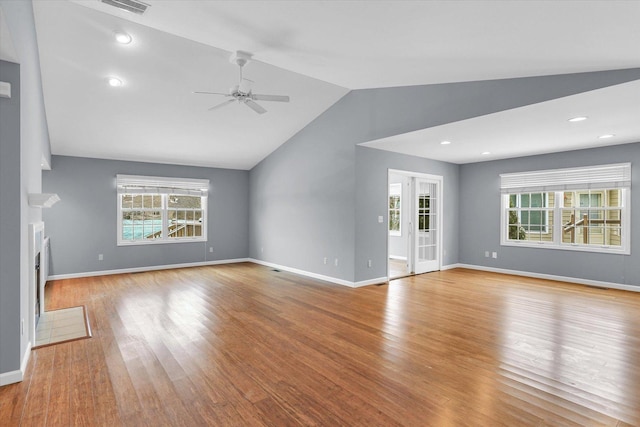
[47,258,250,281]
[249,258,387,288]
[47,259,638,295]
[0,369,23,386]
[0,343,30,386]
[457,263,639,293]
[48,257,390,288]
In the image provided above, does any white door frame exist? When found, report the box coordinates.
[388,169,443,277]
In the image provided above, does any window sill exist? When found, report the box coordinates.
[117,238,207,247]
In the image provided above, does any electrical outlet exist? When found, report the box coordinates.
[209,247,213,253]
[98,254,104,261]
[261,247,264,253]
[378,216,383,223]
[492,252,497,259]
[323,257,327,265]
[334,258,339,267]
[484,251,489,258]
[367,259,372,268]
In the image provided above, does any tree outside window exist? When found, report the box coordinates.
[389,183,401,236]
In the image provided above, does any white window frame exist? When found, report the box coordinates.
[500,163,631,255]
[511,192,550,234]
[389,183,402,236]
[116,175,208,246]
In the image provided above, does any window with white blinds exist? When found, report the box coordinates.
[500,164,631,254]
[116,174,209,196]
[116,175,208,245]
[500,163,631,193]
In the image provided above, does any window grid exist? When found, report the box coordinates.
[389,183,401,236]
[508,193,552,240]
[561,189,622,247]
[502,188,629,254]
[118,193,207,245]
[167,195,204,240]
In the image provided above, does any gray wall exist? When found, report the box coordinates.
[355,146,460,281]
[0,60,21,375]
[459,142,640,287]
[0,0,51,169]
[249,97,357,281]
[249,69,640,284]
[43,156,250,276]
[1,0,50,382]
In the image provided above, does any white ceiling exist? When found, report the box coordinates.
[362,79,640,163]
[0,7,18,63]
[30,0,640,169]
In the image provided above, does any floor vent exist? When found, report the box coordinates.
[101,0,149,15]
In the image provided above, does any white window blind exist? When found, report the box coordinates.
[500,163,631,193]
[116,174,209,196]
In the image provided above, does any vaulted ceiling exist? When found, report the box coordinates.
[27,1,640,169]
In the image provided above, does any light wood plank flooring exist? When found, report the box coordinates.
[1,263,639,426]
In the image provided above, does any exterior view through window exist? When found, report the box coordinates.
[117,175,208,245]
[389,183,401,236]
[500,163,630,254]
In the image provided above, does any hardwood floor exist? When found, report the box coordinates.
[2,263,639,426]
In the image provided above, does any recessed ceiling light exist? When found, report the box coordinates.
[481,151,491,155]
[115,32,132,44]
[440,140,451,145]
[598,134,615,139]
[108,77,123,87]
[568,116,588,122]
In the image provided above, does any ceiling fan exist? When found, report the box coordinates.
[194,51,290,115]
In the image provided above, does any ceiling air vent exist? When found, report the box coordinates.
[101,0,149,15]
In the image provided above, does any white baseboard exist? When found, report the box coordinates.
[456,264,640,293]
[389,255,407,261]
[0,369,23,386]
[354,276,388,287]
[249,259,388,288]
[48,258,636,294]
[48,258,250,281]
[48,257,388,288]
[0,342,30,386]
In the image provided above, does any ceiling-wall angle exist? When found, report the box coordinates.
[101,0,149,15]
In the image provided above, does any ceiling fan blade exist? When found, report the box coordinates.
[244,99,267,114]
[251,94,290,103]
[194,91,230,96]
[208,99,235,111]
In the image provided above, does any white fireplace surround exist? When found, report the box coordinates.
[29,222,47,346]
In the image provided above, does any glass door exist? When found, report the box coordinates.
[413,177,441,274]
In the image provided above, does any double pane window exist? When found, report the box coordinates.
[500,164,630,254]
[117,175,208,245]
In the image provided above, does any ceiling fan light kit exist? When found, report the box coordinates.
[194,50,290,115]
